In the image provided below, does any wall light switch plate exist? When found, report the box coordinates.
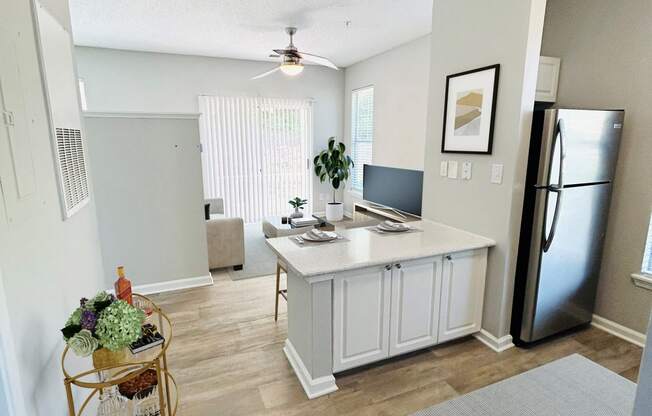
[461,162,472,180]
[491,164,504,184]
[447,161,458,179]
[440,161,448,177]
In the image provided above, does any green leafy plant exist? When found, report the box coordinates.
[61,291,145,356]
[288,197,308,210]
[313,137,354,203]
[95,300,146,351]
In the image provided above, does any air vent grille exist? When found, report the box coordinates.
[55,127,89,214]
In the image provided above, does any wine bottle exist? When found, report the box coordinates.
[114,266,133,305]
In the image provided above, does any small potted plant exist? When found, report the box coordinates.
[314,137,354,221]
[288,197,308,218]
[61,291,145,369]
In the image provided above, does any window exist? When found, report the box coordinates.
[350,86,374,192]
[642,212,652,276]
[78,79,88,111]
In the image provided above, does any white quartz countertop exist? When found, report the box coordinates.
[265,220,496,277]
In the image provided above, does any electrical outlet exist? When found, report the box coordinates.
[461,162,472,180]
[447,161,458,179]
[491,164,504,184]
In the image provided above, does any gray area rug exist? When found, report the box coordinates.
[412,354,635,416]
[228,222,277,280]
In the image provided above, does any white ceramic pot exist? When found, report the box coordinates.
[325,202,344,221]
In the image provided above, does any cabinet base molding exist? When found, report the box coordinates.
[283,339,338,399]
[473,329,515,352]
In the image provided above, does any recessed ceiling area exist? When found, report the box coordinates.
[69,0,433,67]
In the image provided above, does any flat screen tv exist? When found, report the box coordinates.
[362,165,423,217]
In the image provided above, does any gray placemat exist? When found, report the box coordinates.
[366,226,423,236]
[411,354,635,416]
[288,234,350,248]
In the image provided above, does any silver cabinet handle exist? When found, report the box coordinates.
[395,263,401,269]
[385,264,392,271]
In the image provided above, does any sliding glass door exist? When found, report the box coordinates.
[199,96,313,223]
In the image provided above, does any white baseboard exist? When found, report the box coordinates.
[591,314,646,348]
[474,329,515,352]
[110,274,213,296]
[283,339,338,399]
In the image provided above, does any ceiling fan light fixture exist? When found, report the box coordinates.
[280,62,304,76]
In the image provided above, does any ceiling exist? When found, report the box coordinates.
[69,0,433,67]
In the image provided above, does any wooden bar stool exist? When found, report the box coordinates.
[275,261,287,321]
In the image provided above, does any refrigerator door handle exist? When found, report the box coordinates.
[557,118,566,189]
[534,118,566,189]
[542,119,566,252]
[543,187,563,252]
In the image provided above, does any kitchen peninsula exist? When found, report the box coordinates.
[266,220,495,399]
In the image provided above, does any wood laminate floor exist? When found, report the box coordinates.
[151,270,642,416]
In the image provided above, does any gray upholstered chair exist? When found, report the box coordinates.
[205,198,244,270]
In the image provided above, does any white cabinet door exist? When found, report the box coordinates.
[389,256,442,356]
[439,249,488,343]
[536,56,561,103]
[333,265,392,372]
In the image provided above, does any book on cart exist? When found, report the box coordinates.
[130,323,165,354]
[290,217,318,228]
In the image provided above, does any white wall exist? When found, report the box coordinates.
[342,35,431,212]
[74,47,345,212]
[541,0,652,334]
[0,0,105,414]
[85,114,210,288]
[422,0,546,338]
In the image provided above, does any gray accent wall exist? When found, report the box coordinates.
[541,0,652,334]
[84,115,209,288]
[74,47,344,213]
[422,0,546,338]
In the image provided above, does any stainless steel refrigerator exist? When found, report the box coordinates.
[511,108,624,344]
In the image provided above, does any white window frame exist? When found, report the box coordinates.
[349,85,374,194]
[631,210,652,291]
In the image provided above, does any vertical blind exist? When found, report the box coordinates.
[350,86,374,192]
[643,212,652,275]
[199,96,313,223]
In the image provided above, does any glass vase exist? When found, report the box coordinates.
[97,385,129,416]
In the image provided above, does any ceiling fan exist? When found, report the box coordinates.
[251,27,339,80]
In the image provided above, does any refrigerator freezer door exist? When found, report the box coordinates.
[535,109,624,187]
[520,183,612,342]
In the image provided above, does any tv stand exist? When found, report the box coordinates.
[353,202,421,224]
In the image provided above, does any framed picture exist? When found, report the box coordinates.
[441,64,500,154]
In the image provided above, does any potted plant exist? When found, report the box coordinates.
[61,291,145,369]
[313,137,354,221]
[288,197,308,218]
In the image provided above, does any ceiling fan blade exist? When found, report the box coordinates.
[251,66,281,80]
[274,49,300,58]
[269,54,280,58]
[298,52,339,70]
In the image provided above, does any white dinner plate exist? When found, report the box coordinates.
[301,230,338,242]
